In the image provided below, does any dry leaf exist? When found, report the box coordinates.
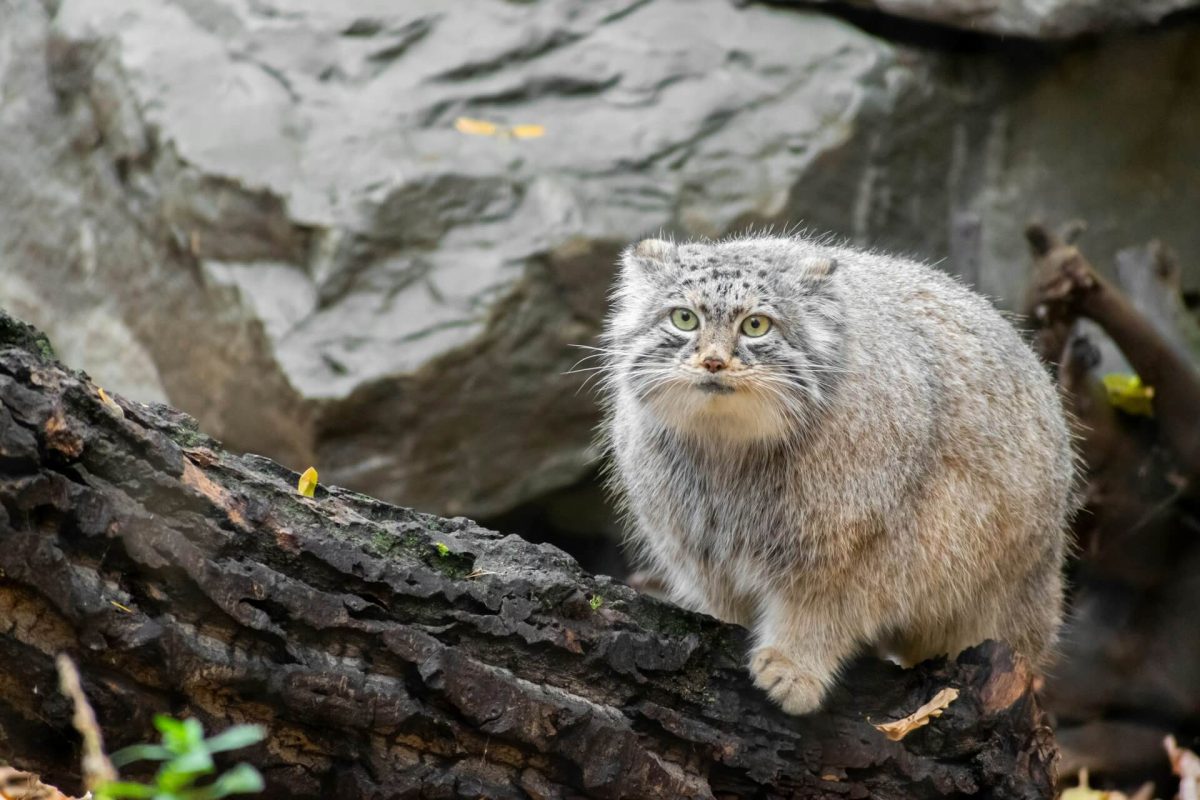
[0,767,78,800]
[1060,769,1107,800]
[1166,735,1200,800]
[454,116,499,136]
[44,407,83,459]
[1058,768,1157,800]
[454,116,545,139]
[510,123,545,139]
[873,687,959,741]
[464,569,496,580]
[297,466,319,498]
[97,387,124,418]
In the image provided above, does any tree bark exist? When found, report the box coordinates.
[0,311,1056,800]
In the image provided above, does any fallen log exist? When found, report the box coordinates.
[0,310,1056,799]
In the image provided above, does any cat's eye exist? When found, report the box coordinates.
[670,308,699,331]
[740,315,772,337]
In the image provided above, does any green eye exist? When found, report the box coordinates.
[670,308,699,331]
[740,315,772,337]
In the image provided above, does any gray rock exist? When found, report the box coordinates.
[800,0,1199,39]
[2,0,1199,520]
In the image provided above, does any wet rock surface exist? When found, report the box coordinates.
[785,0,1200,40]
[1,0,1199,527]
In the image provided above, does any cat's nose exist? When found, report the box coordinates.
[702,357,727,373]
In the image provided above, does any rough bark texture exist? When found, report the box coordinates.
[0,311,1056,799]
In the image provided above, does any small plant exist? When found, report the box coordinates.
[99,715,265,800]
[589,594,603,611]
[434,542,450,557]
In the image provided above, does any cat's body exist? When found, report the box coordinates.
[600,236,1073,714]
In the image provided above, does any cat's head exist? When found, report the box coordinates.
[601,236,845,443]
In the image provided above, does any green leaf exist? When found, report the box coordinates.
[154,715,188,739]
[204,725,265,754]
[182,718,206,747]
[191,765,265,799]
[96,780,157,799]
[168,747,215,775]
[111,744,173,767]
[156,768,195,795]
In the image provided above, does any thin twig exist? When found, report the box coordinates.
[55,655,117,792]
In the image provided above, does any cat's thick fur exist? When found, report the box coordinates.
[600,235,1073,715]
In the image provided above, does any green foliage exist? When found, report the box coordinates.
[589,594,603,611]
[99,715,265,800]
[434,542,450,557]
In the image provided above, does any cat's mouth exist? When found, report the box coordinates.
[695,376,735,395]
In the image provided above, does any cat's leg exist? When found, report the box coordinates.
[893,565,1062,668]
[748,592,868,715]
[643,538,722,617]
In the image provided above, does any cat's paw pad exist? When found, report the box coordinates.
[749,647,825,715]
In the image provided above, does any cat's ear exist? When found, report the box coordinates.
[785,255,837,289]
[804,256,838,280]
[620,238,678,282]
[632,238,676,261]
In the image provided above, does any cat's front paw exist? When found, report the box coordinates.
[749,646,826,715]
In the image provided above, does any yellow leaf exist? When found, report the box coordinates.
[454,116,499,136]
[97,387,124,418]
[110,600,133,614]
[510,124,545,139]
[872,687,959,741]
[1060,768,1109,800]
[1101,373,1155,417]
[297,466,319,498]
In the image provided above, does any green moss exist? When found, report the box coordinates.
[428,549,474,579]
[0,311,57,361]
[162,412,217,449]
[365,530,474,577]
[167,427,211,448]
[371,531,399,554]
[638,604,707,638]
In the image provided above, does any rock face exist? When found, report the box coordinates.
[1,0,1200,522]
[800,0,1200,39]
